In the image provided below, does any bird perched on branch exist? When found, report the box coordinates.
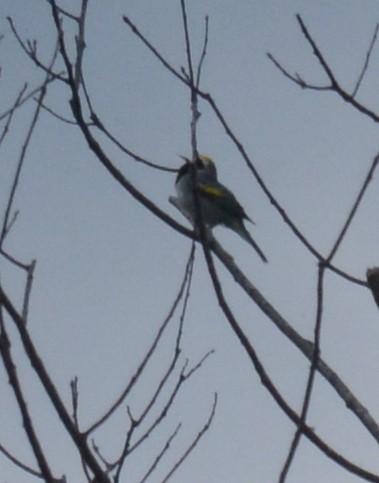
[174,154,267,263]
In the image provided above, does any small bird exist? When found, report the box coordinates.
[174,154,267,262]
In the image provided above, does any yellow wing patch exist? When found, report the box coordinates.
[198,184,223,197]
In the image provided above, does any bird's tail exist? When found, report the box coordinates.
[234,222,268,263]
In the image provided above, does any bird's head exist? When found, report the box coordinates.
[196,154,214,168]
[178,154,218,180]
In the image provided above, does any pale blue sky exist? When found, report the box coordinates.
[1,1,379,482]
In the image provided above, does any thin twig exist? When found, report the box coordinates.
[279,263,325,482]
[0,85,47,246]
[352,23,379,97]
[74,0,88,87]
[22,259,36,323]
[0,78,57,122]
[0,285,109,482]
[329,152,379,260]
[111,409,136,481]
[267,52,331,91]
[0,247,30,270]
[44,0,79,21]
[1,33,60,250]
[162,393,217,482]
[195,16,209,88]
[180,0,199,158]
[91,113,176,172]
[127,351,214,456]
[0,440,41,478]
[122,15,187,85]
[37,99,78,124]
[70,377,80,429]
[181,0,195,85]
[85,245,196,435]
[80,72,174,172]
[139,424,182,483]
[114,325,186,476]
[1,210,19,242]
[0,85,28,145]
[176,242,195,346]
[112,353,213,481]
[296,14,379,123]
[7,17,67,82]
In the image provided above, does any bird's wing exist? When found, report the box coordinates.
[197,182,253,222]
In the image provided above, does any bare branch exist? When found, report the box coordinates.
[270,15,379,127]
[5,3,379,481]
[0,310,55,480]
[181,0,195,84]
[110,409,136,481]
[115,349,214,477]
[279,263,325,481]
[296,14,379,122]
[90,113,176,173]
[195,16,209,88]
[267,52,331,91]
[180,0,200,158]
[1,210,19,242]
[118,352,212,464]
[201,237,379,481]
[282,150,379,476]
[352,23,379,97]
[139,424,182,483]
[199,91,366,285]
[22,260,36,323]
[122,15,186,85]
[0,247,30,271]
[0,79,57,122]
[1,31,60,257]
[0,440,42,478]
[281,153,379,478]
[74,0,88,87]
[79,72,175,172]
[0,84,47,247]
[121,12,366,286]
[37,99,78,124]
[211,240,379,442]
[7,17,66,82]
[0,85,28,145]
[0,287,109,482]
[70,377,80,429]
[329,153,379,261]
[114,323,190,477]
[44,0,79,21]
[85,245,196,435]
[49,6,196,242]
[162,393,217,483]
[296,14,339,87]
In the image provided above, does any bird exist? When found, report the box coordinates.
[174,154,267,262]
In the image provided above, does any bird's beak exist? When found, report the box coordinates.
[179,155,191,163]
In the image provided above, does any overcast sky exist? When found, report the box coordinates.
[2,1,379,482]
